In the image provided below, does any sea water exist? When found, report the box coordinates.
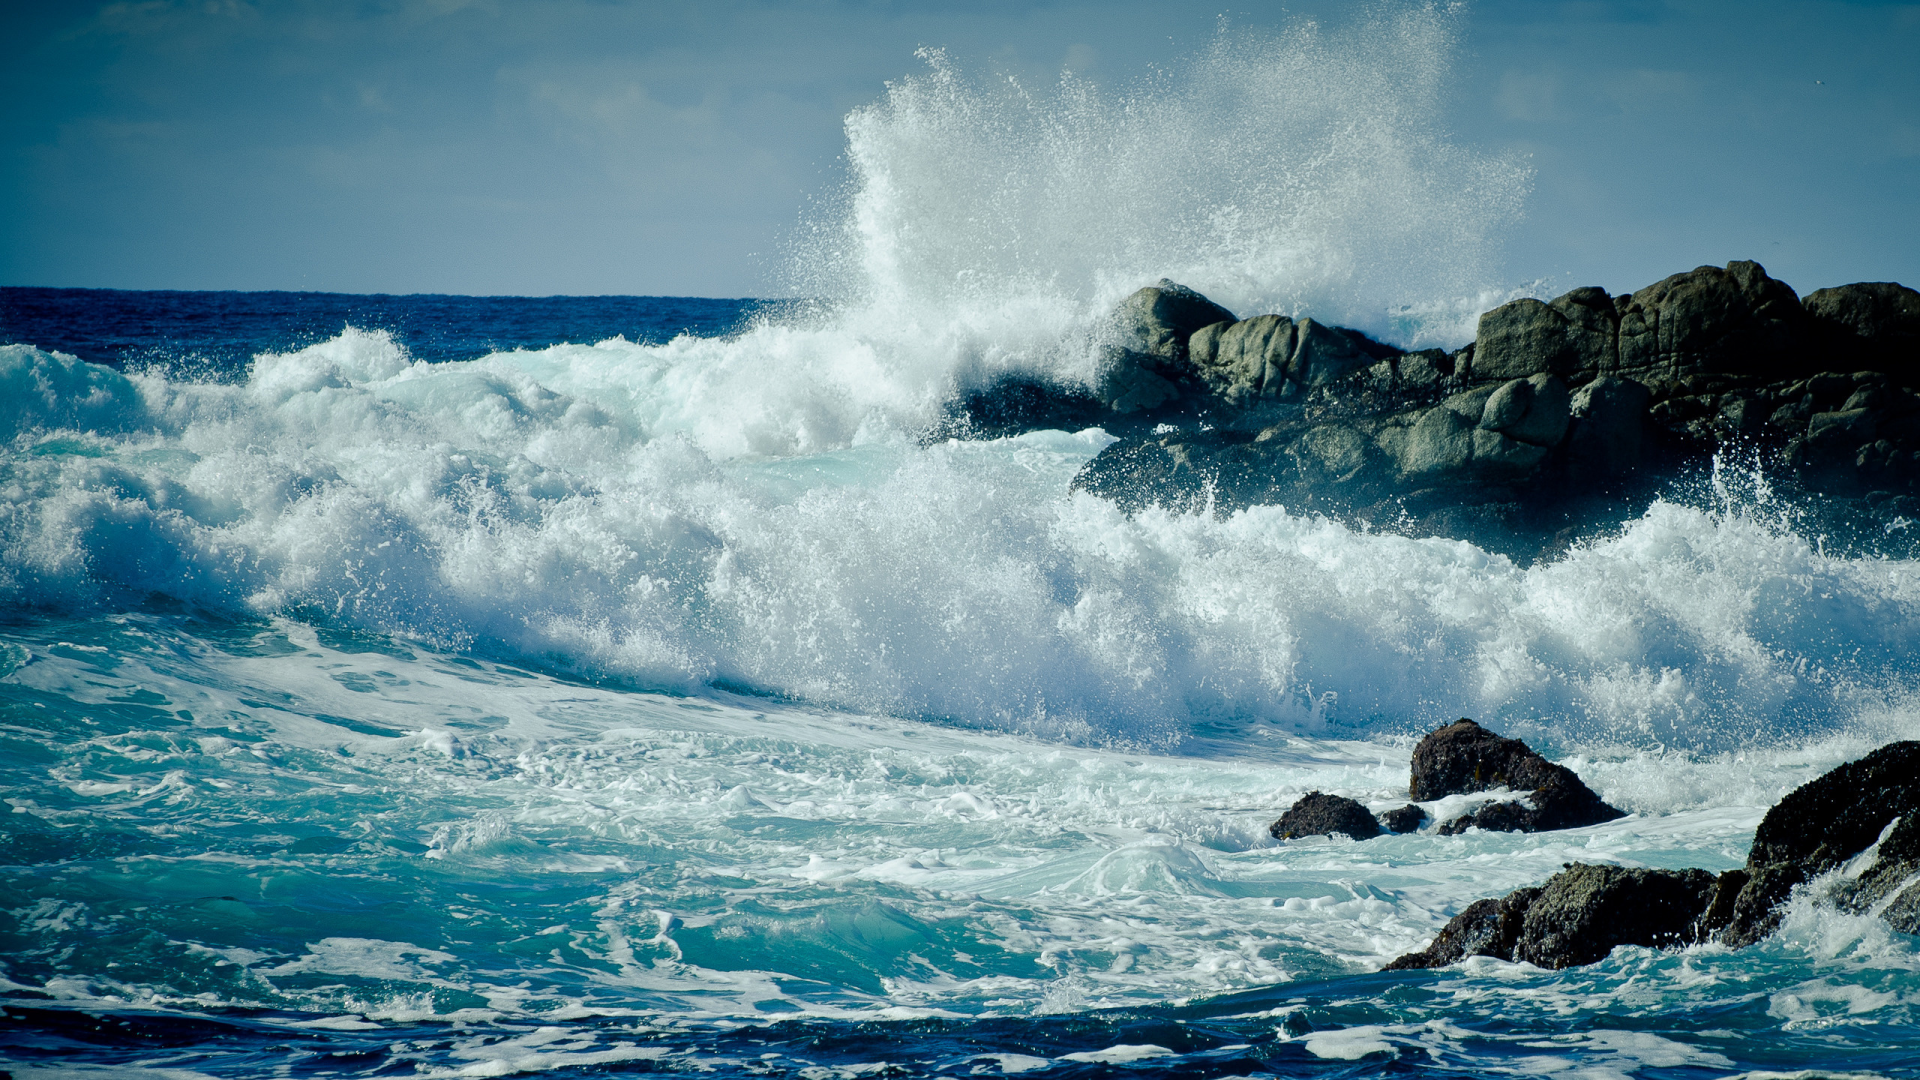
[4,8,1919,1078]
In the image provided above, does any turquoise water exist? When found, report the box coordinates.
[4,597,1919,1076]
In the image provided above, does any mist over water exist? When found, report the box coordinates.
[790,6,1531,386]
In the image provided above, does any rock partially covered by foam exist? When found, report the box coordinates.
[1043,262,1920,561]
[1388,741,1920,971]
[1379,804,1426,833]
[1409,719,1625,834]
[1387,865,1719,970]
[1718,740,1920,946]
[1095,280,1236,414]
[1269,792,1382,841]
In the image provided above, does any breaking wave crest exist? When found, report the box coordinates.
[4,328,1919,752]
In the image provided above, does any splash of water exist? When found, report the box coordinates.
[790,5,1531,364]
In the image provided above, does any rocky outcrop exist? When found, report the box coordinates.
[1387,866,1718,970]
[1095,280,1238,414]
[1803,282,1920,372]
[1410,719,1625,834]
[1270,792,1382,841]
[1387,741,1920,971]
[963,263,1920,560]
[1718,740,1920,946]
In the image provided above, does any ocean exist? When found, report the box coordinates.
[4,12,1919,1078]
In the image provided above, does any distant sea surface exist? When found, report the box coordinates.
[1,286,768,371]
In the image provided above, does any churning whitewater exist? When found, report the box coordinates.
[4,8,1919,1079]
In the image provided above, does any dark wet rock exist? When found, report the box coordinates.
[1410,719,1625,834]
[1804,281,1920,372]
[1387,865,1718,970]
[1390,741,1920,971]
[1270,791,1383,841]
[1515,865,1719,968]
[929,376,1109,441]
[1565,376,1653,482]
[1380,804,1427,834]
[1385,888,1539,970]
[1719,740,1920,947]
[1690,868,1752,940]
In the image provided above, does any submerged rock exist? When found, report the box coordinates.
[1409,719,1624,834]
[1269,792,1382,841]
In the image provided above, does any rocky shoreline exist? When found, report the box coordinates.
[1266,722,1920,970]
[939,262,1920,559]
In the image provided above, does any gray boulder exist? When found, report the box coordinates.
[1190,314,1385,409]
[1270,791,1383,841]
[1377,379,1570,484]
[1472,286,1618,381]
[1190,314,1297,406]
[1107,279,1236,363]
[1095,280,1236,413]
[1472,261,1816,385]
[1615,260,1810,380]
[1804,281,1920,374]
[1480,374,1572,447]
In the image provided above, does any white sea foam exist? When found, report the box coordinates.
[4,328,1920,752]
[793,9,1531,354]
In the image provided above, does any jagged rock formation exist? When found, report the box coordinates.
[1269,791,1382,841]
[937,261,1920,559]
[1386,865,1720,970]
[1387,741,1920,971]
[1410,719,1625,834]
[1718,740,1920,946]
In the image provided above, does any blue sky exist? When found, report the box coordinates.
[3,0,1916,299]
